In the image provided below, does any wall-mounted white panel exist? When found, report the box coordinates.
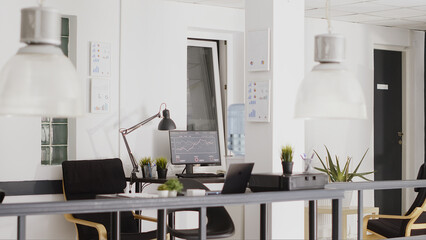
[246,29,270,71]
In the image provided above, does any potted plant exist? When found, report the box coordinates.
[281,145,294,175]
[165,179,183,197]
[314,146,373,207]
[139,157,152,178]
[314,146,373,182]
[157,184,169,197]
[155,157,168,179]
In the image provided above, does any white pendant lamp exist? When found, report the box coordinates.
[0,4,83,117]
[294,0,366,119]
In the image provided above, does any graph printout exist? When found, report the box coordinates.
[246,79,270,122]
[169,131,220,165]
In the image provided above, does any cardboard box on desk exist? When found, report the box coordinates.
[248,173,328,192]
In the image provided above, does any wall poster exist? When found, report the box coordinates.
[246,79,270,122]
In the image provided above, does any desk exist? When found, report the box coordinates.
[128,177,225,184]
[304,206,379,239]
[0,189,344,240]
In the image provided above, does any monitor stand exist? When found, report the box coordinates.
[185,164,194,174]
[175,164,223,178]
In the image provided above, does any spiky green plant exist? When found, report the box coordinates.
[314,146,373,182]
[157,184,168,191]
[281,145,294,162]
[139,157,152,166]
[155,157,168,170]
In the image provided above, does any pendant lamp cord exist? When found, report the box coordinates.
[326,0,332,34]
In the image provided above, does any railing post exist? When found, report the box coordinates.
[308,200,317,240]
[358,190,363,240]
[17,215,25,240]
[199,207,207,240]
[116,211,120,240]
[332,198,342,240]
[260,203,266,240]
[157,209,167,240]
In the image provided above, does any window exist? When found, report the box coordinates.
[41,18,70,165]
[187,42,219,131]
[41,118,68,165]
[187,39,225,162]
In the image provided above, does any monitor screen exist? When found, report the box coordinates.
[169,130,221,165]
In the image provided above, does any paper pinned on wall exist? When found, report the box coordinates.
[90,41,111,77]
[377,84,389,90]
[91,78,110,113]
[247,29,270,72]
[246,79,270,122]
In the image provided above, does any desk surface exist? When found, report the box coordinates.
[128,177,225,184]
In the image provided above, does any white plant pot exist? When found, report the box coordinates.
[158,190,169,198]
[168,190,177,197]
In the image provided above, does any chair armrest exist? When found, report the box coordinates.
[405,207,426,236]
[364,214,412,220]
[64,213,107,240]
[132,212,157,222]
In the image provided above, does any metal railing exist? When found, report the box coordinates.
[0,189,345,240]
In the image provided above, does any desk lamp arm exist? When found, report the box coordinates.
[120,112,161,183]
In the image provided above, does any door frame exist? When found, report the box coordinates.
[373,44,410,211]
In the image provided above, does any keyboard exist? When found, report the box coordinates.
[176,173,225,178]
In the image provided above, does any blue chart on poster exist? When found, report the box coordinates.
[246,79,270,122]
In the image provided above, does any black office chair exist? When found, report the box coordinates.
[363,164,426,239]
[62,158,157,240]
[0,189,4,203]
[167,179,235,239]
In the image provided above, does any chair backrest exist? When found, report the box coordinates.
[402,164,426,236]
[169,179,235,239]
[0,189,4,203]
[62,158,127,200]
[62,159,138,238]
[405,164,426,216]
[180,178,210,191]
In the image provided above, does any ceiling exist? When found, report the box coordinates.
[169,0,426,31]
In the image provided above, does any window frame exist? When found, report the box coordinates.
[187,39,226,168]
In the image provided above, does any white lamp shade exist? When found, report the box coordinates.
[0,45,83,117]
[294,63,367,119]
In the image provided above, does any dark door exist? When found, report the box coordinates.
[374,49,403,215]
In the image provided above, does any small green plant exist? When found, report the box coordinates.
[155,157,168,170]
[280,145,294,162]
[157,179,183,192]
[164,179,183,192]
[314,146,373,182]
[139,157,152,166]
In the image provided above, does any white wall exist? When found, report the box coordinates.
[0,0,120,239]
[119,0,245,180]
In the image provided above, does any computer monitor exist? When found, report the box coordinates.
[169,130,221,174]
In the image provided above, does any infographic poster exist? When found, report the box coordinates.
[90,42,111,77]
[246,79,270,122]
[91,78,110,113]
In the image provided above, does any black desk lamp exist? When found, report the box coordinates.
[120,103,176,184]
